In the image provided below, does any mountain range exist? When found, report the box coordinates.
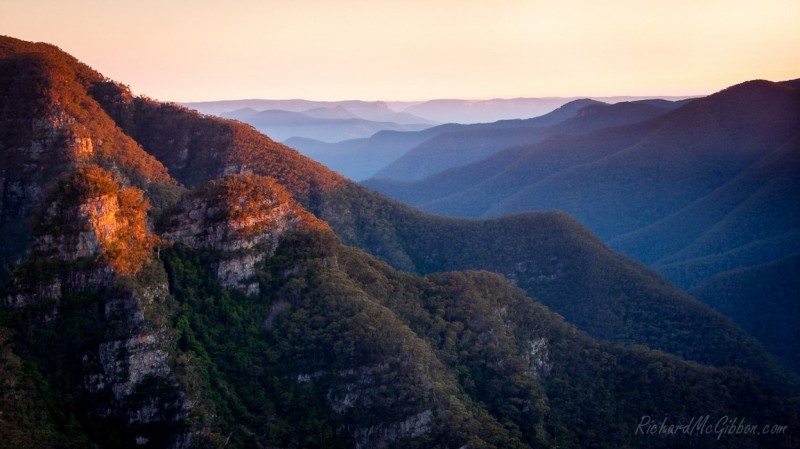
[371,98,695,181]
[283,99,599,180]
[219,106,433,143]
[363,79,800,375]
[182,99,437,143]
[399,96,694,124]
[188,96,694,126]
[1,36,798,448]
[183,99,432,125]
[194,97,695,181]
[285,98,685,181]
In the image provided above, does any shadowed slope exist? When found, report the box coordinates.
[360,80,800,373]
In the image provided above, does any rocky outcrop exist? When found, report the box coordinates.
[353,409,433,449]
[6,261,193,448]
[294,361,437,447]
[0,68,83,280]
[4,165,160,308]
[89,333,169,401]
[3,265,115,309]
[212,253,263,295]
[160,173,328,295]
[527,337,552,378]
[83,285,184,411]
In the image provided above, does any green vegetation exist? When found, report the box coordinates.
[158,231,800,448]
[1,36,798,448]
[4,214,799,447]
[0,325,92,448]
[0,36,182,286]
[314,185,799,392]
[160,236,530,448]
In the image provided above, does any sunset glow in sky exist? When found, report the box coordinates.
[3,0,799,101]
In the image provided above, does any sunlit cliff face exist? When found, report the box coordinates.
[81,185,157,276]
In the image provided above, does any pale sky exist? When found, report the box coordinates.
[2,0,799,101]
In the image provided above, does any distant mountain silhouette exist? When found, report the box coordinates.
[400,96,696,124]
[219,106,432,142]
[401,98,566,123]
[373,99,691,181]
[780,78,800,89]
[184,99,436,125]
[284,129,447,181]
[287,99,606,180]
[301,105,358,120]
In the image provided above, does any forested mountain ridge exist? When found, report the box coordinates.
[364,79,798,226]
[1,36,798,448]
[87,42,800,390]
[91,76,798,392]
[363,79,800,374]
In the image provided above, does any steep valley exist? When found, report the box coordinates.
[1,36,798,448]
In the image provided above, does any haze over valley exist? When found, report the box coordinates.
[1,0,799,447]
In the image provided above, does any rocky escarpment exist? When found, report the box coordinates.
[3,178,116,307]
[160,173,328,295]
[76,275,192,448]
[0,37,179,286]
[4,165,159,307]
[0,60,91,281]
[2,164,198,447]
[0,39,198,446]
